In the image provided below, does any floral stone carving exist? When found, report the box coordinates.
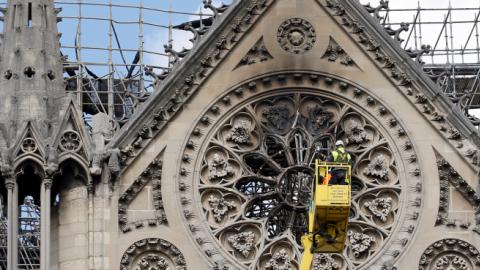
[321,37,356,66]
[277,18,316,54]
[136,254,169,270]
[419,238,480,270]
[235,37,273,68]
[312,254,341,270]
[228,231,256,258]
[226,120,252,145]
[433,255,469,270]
[209,153,235,181]
[208,195,236,223]
[265,249,292,270]
[347,231,375,258]
[364,197,393,222]
[345,120,368,144]
[120,238,186,270]
[364,154,389,179]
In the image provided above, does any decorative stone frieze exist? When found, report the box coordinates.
[120,238,186,270]
[277,18,316,54]
[118,152,167,233]
[322,37,356,66]
[419,239,480,270]
[434,149,480,230]
[235,37,273,69]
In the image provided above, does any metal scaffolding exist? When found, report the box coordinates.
[361,0,480,124]
[54,0,215,129]
[0,1,479,126]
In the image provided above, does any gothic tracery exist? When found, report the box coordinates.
[179,72,422,269]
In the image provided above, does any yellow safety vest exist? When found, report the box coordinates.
[332,147,351,163]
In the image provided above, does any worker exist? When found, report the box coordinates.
[326,140,351,185]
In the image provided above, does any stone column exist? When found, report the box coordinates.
[40,178,52,270]
[5,178,16,270]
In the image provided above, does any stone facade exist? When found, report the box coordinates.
[0,0,479,269]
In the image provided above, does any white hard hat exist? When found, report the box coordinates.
[335,140,344,146]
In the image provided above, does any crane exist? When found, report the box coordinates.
[299,161,352,270]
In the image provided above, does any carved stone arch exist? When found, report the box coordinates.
[119,238,187,270]
[14,158,45,179]
[55,158,90,187]
[419,238,480,270]
[57,154,90,181]
[175,71,424,269]
[14,159,45,212]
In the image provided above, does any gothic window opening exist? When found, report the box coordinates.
[27,2,32,28]
[17,165,41,269]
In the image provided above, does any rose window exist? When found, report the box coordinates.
[193,92,408,269]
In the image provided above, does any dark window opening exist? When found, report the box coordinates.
[11,5,16,29]
[17,165,41,269]
[27,2,32,27]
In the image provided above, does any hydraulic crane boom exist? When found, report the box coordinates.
[300,161,351,270]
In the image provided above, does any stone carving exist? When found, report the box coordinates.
[312,254,340,270]
[363,155,389,179]
[226,120,252,145]
[136,254,169,270]
[277,18,316,54]
[265,249,292,270]
[120,238,186,270]
[235,37,273,69]
[227,231,256,258]
[419,239,480,270]
[208,153,234,181]
[364,197,392,222]
[435,150,480,228]
[345,120,368,144]
[59,130,82,152]
[208,195,236,223]
[322,37,356,66]
[118,153,167,233]
[347,231,375,258]
[262,104,291,131]
[384,23,410,44]
[180,81,420,268]
[20,137,37,153]
[405,45,431,64]
[307,105,333,132]
[433,255,469,270]
[363,0,389,21]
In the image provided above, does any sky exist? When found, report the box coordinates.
[1,0,480,117]
[49,0,231,78]
[0,0,478,73]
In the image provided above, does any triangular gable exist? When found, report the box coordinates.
[51,97,93,163]
[12,121,46,161]
[108,0,479,170]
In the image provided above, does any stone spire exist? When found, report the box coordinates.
[0,0,65,142]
